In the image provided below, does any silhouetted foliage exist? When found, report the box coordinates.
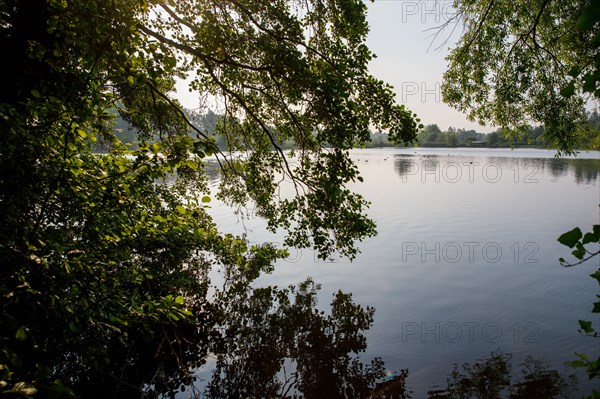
[428,353,576,399]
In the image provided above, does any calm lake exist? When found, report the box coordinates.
[202,147,600,397]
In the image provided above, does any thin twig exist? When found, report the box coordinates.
[460,0,495,55]
[560,250,600,267]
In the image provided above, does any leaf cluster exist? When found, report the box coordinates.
[557,225,600,395]
[443,0,599,155]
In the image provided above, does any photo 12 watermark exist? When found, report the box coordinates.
[400,1,456,24]
[400,321,540,344]
[400,241,540,264]
[401,81,442,104]
[396,160,542,183]
[248,241,540,265]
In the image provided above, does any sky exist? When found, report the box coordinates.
[174,0,495,133]
[364,0,494,132]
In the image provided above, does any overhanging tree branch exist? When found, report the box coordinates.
[137,24,274,73]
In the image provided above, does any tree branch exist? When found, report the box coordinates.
[461,0,495,55]
[144,80,233,178]
[560,250,600,267]
[201,60,303,195]
[137,24,273,73]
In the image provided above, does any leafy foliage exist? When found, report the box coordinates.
[443,0,599,154]
[0,0,421,396]
[558,225,600,267]
[557,225,600,396]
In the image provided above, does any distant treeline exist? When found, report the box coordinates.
[370,124,542,149]
[369,110,600,151]
[94,108,600,152]
[92,108,295,152]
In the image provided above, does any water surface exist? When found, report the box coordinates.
[205,148,600,397]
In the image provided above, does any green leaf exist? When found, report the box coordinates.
[576,5,600,31]
[578,320,595,334]
[568,359,587,368]
[582,232,599,245]
[201,195,211,203]
[9,382,37,396]
[76,129,87,139]
[68,321,80,333]
[48,379,65,397]
[175,295,184,304]
[572,242,586,260]
[558,227,582,248]
[181,309,192,316]
[560,81,575,97]
[15,326,27,341]
[186,160,198,170]
[31,89,40,98]
[567,66,580,77]
[582,74,597,93]
[176,205,186,215]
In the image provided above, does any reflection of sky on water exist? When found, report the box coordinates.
[198,148,600,397]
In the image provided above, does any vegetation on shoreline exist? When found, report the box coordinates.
[368,112,600,151]
[97,110,600,153]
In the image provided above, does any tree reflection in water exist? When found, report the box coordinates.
[206,277,411,399]
[428,353,577,399]
[197,274,575,399]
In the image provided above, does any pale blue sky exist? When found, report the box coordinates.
[365,0,493,132]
